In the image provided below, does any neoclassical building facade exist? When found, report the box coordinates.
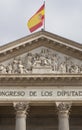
[0,30,82,130]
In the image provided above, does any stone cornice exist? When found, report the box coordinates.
[0,30,82,62]
[0,74,82,80]
[0,30,82,51]
[0,74,82,87]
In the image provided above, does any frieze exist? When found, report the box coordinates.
[0,47,82,74]
[0,88,82,101]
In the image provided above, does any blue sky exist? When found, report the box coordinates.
[0,0,82,45]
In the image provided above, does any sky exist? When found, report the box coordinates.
[0,0,82,46]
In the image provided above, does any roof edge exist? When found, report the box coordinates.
[0,30,82,52]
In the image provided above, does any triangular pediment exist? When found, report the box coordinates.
[0,30,82,74]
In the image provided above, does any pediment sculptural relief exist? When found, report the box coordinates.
[0,47,82,74]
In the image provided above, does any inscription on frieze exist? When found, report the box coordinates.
[0,88,82,101]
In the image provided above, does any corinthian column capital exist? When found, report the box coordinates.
[13,102,29,117]
[56,102,71,113]
[14,102,29,111]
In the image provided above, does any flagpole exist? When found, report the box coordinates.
[44,1,45,30]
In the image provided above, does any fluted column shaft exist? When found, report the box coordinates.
[14,102,29,130]
[56,102,71,130]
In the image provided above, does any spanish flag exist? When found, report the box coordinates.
[27,4,45,32]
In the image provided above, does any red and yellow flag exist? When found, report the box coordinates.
[27,4,45,32]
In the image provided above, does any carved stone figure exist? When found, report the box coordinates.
[51,54,59,72]
[74,64,79,73]
[69,62,75,73]
[0,64,7,74]
[59,62,66,73]
[6,63,13,74]
[17,59,25,74]
[25,53,33,71]
[12,58,18,73]
[40,54,50,66]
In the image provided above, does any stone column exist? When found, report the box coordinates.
[14,102,29,130]
[56,102,71,130]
